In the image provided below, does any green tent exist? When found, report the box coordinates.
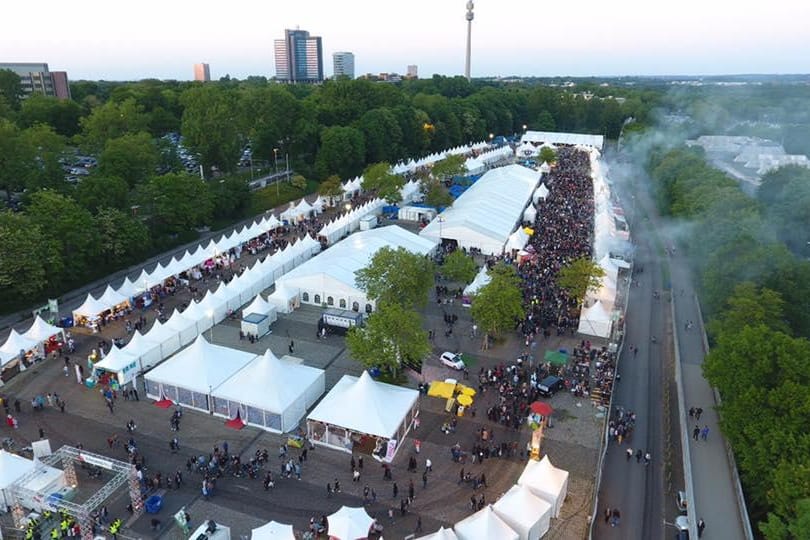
[544,350,568,366]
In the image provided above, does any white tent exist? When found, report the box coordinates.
[521,131,604,151]
[144,335,255,411]
[93,345,140,386]
[23,316,64,343]
[72,293,112,321]
[143,320,183,359]
[539,162,551,174]
[420,165,540,255]
[465,157,485,175]
[532,183,549,203]
[453,506,519,540]
[196,290,229,322]
[116,276,142,298]
[243,294,276,319]
[213,349,325,433]
[462,266,491,297]
[522,205,537,223]
[0,329,40,367]
[0,450,35,510]
[577,300,613,339]
[515,142,539,157]
[398,206,437,222]
[251,520,295,540]
[120,330,163,373]
[307,371,418,460]
[163,309,201,346]
[492,484,553,540]
[267,284,300,314]
[98,285,130,310]
[517,455,570,518]
[415,526,460,540]
[311,195,327,214]
[505,228,530,251]
[326,506,375,540]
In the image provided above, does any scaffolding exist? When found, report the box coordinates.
[9,446,143,540]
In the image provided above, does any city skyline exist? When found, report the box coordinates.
[3,0,809,81]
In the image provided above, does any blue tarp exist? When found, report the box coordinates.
[382,205,400,216]
[449,185,467,198]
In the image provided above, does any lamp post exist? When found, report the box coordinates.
[273,148,280,197]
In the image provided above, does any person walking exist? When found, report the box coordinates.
[604,507,611,524]
[697,518,706,537]
[636,449,643,463]
[408,479,415,502]
[392,482,399,499]
[693,425,700,441]
[700,425,709,441]
[695,407,703,421]
[425,458,432,472]
[626,448,633,461]
[644,452,651,466]
[458,467,465,485]
[689,407,695,418]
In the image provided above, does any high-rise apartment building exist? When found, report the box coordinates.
[332,52,355,79]
[0,62,71,99]
[407,65,418,79]
[193,63,211,82]
[274,29,323,83]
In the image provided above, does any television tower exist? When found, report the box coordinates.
[465,1,474,81]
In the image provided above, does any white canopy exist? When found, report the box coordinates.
[142,320,183,359]
[144,335,255,410]
[243,294,274,317]
[308,371,418,440]
[120,330,163,373]
[453,506,519,540]
[326,506,375,540]
[577,300,613,339]
[462,266,491,297]
[0,450,36,509]
[93,345,139,385]
[213,349,325,433]
[311,195,327,214]
[515,142,539,157]
[532,183,549,203]
[521,130,604,150]
[195,290,229,322]
[415,526,460,540]
[98,285,130,309]
[0,329,40,366]
[72,293,111,319]
[116,276,142,298]
[23,316,64,343]
[522,205,537,223]
[251,520,295,540]
[464,158,485,175]
[539,162,551,174]
[505,228,530,251]
[420,165,540,255]
[267,284,300,314]
[492,484,552,540]
[163,309,201,346]
[517,455,570,518]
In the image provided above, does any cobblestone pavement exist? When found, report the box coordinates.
[0,260,604,540]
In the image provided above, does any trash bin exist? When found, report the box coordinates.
[145,495,163,514]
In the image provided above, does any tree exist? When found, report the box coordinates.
[345,302,431,378]
[17,123,68,191]
[318,174,343,206]
[356,108,403,163]
[180,85,243,175]
[431,154,466,182]
[315,126,365,180]
[441,250,478,283]
[0,69,23,109]
[361,162,405,204]
[539,146,557,164]
[290,174,307,190]
[557,257,605,306]
[26,191,100,285]
[355,246,435,309]
[209,175,251,221]
[0,120,32,198]
[79,98,150,152]
[470,263,524,348]
[135,173,213,234]
[95,207,151,265]
[706,282,790,339]
[74,175,130,213]
[98,132,159,187]
[240,85,301,163]
[0,211,63,307]
[421,177,453,209]
[19,94,83,136]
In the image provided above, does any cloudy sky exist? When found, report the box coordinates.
[4,0,808,80]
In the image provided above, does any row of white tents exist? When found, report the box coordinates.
[465,145,515,175]
[279,195,329,222]
[0,317,65,370]
[93,235,322,385]
[316,198,386,245]
[392,140,490,174]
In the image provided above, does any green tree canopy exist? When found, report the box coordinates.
[361,162,405,204]
[96,131,159,187]
[441,250,478,283]
[19,94,83,137]
[706,282,790,339]
[315,126,365,180]
[74,174,130,213]
[431,154,466,181]
[135,173,213,234]
[0,69,23,109]
[557,257,606,306]
[209,175,251,221]
[180,85,243,175]
[95,207,151,265]
[0,211,62,307]
[421,177,453,208]
[356,108,404,163]
[79,98,150,152]
[17,123,68,191]
[318,174,343,205]
[355,246,435,309]
[470,263,524,347]
[539,146,557,164]
[345,302,431,378]
[290,174,307,190]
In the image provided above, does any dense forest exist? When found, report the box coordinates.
[647,145,810,538]
[0,73,653,312]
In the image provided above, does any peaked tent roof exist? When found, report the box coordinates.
[98,285,129,308]
[215,349,324,413]
[453,506,519,540]
[492,484,553,540]
[23,316,64,342]
[116,276,142,298]
[326,506,375,540]
[243,294,274,317]
[462,266,491,297]
[415,527,460,540]
[251,520,295,540]
[0,329,40,365]
[0,450,35,489]
[307,371,418,439]
[517,455,570,517]
[94,344,138,373]
[73,293,112,318]
[144,335,255,394]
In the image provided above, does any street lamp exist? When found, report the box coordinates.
[273,148,280,197]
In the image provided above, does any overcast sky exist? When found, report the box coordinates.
[4,0,809,80]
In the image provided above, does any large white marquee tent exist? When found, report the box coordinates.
[276,225,437,313]
[577,300,613,339]
[521,130,604,151]
[144,335,255,411]
[492,484,553,540]
[212,350,325,433]
[420,165,540,255]
[0,450,35,510]
[307,371,419,461]
[517,455,570,518]
[0,329,40,369]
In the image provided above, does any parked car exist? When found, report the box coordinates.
[537,375,565,397]
[440,351,466,370]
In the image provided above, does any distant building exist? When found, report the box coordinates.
[332,52,355,79]
[0,62,71,99]
[407,65,418,79]
[193,63,211,82]
[274,29,323,83]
